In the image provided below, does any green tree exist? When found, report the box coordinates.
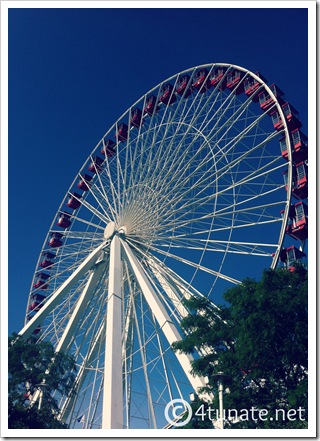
[8,333,77,429]
[173,265,308,429]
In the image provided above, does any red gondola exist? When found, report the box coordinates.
[40,252,56,269]
[101,139,116,157]
[57,212,71,229]
[226,70,244,94]
[283,161,308,200]
[66,192,82,209]
[176,75,193,98]
[243,72,267,102]
[271,111,283,131]
[279,129,308,162]
[258,84,284,112]
[160,83,177,105]
[26,315,41,334]
[285,202,308,241]
[279,245,306,272]
[144,95,159,115]
[33,272,50,290]
[210,67,227,91]
[49,232,63,248]
[88,156,104,173]
[29,293,46,312]
[130,108,143,128]
[116,123,128,142]
[271,103,302,131]
[77,174,92,191]
[292,128,308,150]
[294,161,308,199]
[192,69,212,94]
[282,102,302,128]
[279,137,288,159]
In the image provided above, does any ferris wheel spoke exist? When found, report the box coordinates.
[170,215,282,238]
[147,131,281,219]
[33,241,105,284]
[158,186,286,233]
[142,117,214,198]
[115,139,127,216]
[215,129,281,175]
[153,248,239,285]
[84,368,103,428]
[70,192,111,225]
[129,239,240,285]
[50,229,104,245]
[202,89,255,145]
[133,88,182,186]
[126,93,246,208]
[73,293,108,356]
[156,205,284,238]
[55,236,106,256]
[206,109,276,165]
[156,239,276,257]
[130,287,157,428]
[88,180,119,221]
[59,322,105,423]
[122,266,135,428]
[154,330,175,405]
[77,173,115,221]
[159,154,284,222]
[134,81,221,196]
[144,253,224,323]
[100,150,124,221]
[89,154,116,216]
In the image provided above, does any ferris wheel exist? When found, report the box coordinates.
[18,63,308,429]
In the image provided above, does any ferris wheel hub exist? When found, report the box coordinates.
[104,221,116,240]
[118,225,127,236]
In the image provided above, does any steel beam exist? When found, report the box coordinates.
[102,235,123,429]
[18,241,108,340]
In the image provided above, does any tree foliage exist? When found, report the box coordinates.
[173,265,308,429]
[8,333,77,429]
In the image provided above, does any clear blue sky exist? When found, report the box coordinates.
[7,5,309,334]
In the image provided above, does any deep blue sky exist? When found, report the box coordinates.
[7,6,310,334]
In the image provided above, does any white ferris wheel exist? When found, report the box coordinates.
[18,63,308,429]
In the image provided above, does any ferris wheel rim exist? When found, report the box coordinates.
[20,62,298,429]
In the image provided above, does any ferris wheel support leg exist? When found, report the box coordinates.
[55,260,107,354]
[102,234,123,429]
[148,259,189,320]
[28,257,108,410]
[120,239,207,395]
[18,241,108,340]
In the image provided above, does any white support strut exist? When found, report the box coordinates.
[102,234,123,429]
[27,251,108,409]
[18,241,108,340]
[55,259,107,354]
[120,238,207,394]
